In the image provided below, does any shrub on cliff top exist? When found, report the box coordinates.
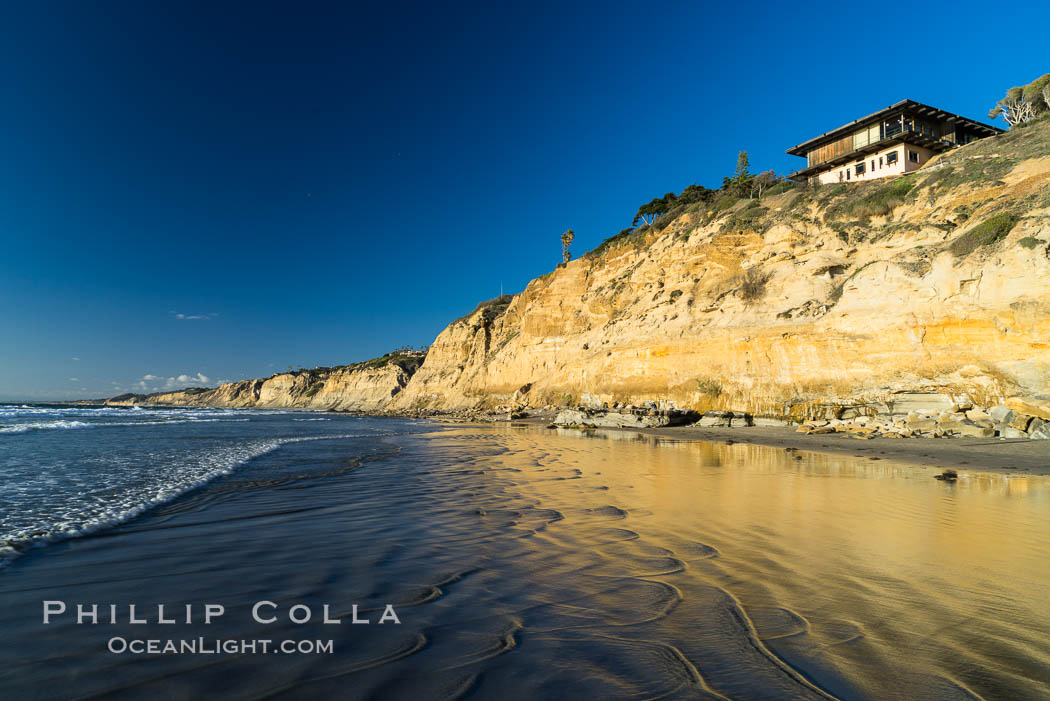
[453,294,514,325]
[825,175,916,221]
[917,157,1013,194]
[948,213,1020,257]
[722,203,769,233]
[586,227,649,259]
[762,180,797,198]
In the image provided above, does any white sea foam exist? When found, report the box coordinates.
[0,428,388,568]
[0,420,95,434]
[0,406,254,435]
[0,439,284,567]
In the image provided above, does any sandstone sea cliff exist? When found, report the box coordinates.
[107,353,423,413]
[111,122,1050,422]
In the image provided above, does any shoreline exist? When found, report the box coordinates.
[504,416,1050,476]
[25,401,1047,475]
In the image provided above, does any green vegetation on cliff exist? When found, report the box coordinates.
[579,117,1050,266]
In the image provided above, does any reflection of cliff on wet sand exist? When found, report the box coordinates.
[488,424,1050,699]
[551,420,1050,475]
[556,424,1048,487]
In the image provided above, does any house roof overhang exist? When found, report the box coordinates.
[785,99,1003,157]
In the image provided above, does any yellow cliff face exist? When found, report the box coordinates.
[392,127,1050,416]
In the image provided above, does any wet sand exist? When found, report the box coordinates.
[2,423,1049,699]
[510,418,1050,475]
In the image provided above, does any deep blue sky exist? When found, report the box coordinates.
[1,1,1046,400]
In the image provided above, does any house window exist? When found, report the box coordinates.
[887,151,898,165]
[909,150,919,163]
[846,168,850,180]
[855,161,866,175]
[839,170,844,182]
[871,160,875,171]
[879,156,884,168]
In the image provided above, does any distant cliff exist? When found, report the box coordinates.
[107,353,424,412]
[108,121,1050,420]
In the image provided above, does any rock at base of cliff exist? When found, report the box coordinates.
[955,423,996,438]
[989,405,1016,425]
[1006,397,1050,422]
[697,410,753,428]
[1029,421,1050,440]
[995,424,1029,439]
[553,408,697,429]
[752,417,791,427]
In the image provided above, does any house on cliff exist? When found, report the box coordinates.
[787,100,1002,184]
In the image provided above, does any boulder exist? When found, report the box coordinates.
[698,410,752,428]
[888,393,955,416]
[553,407,698,429]
[965,409,991,422]
[956,423,995,438]
[1030,422,1050,440]
[989,405,1016,424]
[906,418,939,432]
[1009,413,1034,432]
[797,424,835,434]
[752,417,791,427]
[995,424,1028,439]
[1005,397,1050,422]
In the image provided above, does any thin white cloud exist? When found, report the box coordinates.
[170,311,218,321]
[71,357,80,361]
[131,372,210,393]
[162,373,210,389]
[69,377,79,382]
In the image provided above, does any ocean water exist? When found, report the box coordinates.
[0,404,424,566]
[1,413,1049,700]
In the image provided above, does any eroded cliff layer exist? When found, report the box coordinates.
[391,123,1050,417]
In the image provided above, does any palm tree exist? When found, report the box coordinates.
[561,229,575,263]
